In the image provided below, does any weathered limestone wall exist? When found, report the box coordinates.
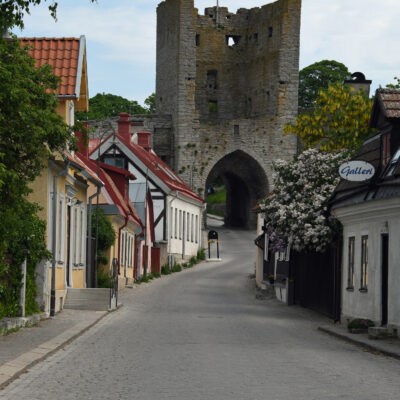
[155,0,302,197]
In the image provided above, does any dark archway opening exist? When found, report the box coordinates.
[205,150,269,229]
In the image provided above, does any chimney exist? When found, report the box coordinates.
[118,112,132,143]
[75,122,89,158]
[345,72,372,97]
[137,131,151,151]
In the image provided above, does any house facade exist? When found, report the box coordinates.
[22,36,99,314]
[89,113,205,267]
[330,88,400,332]
[76,151,143,289]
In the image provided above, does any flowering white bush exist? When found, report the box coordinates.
[261,149,349,253]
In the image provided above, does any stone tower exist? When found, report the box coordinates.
[155,0,302,228]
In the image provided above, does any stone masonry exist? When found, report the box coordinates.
[89,0,301,227]
[154,0,301,226]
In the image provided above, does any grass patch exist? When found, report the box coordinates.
[207,208,225,217]
[207,188,226,204]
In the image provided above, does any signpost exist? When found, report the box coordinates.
[207,230,222,261]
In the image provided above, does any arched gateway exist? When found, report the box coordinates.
[206,151,269,228]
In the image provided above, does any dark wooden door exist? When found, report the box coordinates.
[381,234,389,326]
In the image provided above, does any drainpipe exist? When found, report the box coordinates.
[50,159,70,317]
[87,190,99,288]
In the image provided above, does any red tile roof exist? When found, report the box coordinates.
[20,37,81,97]
[90,134,205,204]
[377,89,400,118]
[63,150,103,187]
[76,154,143,227]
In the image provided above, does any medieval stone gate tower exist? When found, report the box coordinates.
[154,0,302,228]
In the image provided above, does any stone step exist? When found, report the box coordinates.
[64,288,111,311]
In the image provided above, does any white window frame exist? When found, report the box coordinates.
[57,192,65,264]
[73,205,78,266]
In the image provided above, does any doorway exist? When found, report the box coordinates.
[381,234,389,326]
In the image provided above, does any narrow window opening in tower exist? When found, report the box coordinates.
[207,70,218,89]
[253,33,258,42]
[268,27,273,37]
[234,125,239,135]
[209,101,218,113]
[196,34,200,46]
[226,35,241,47]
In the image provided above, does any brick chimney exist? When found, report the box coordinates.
[345,72,372,97]
[137,131,151,151]
[75,122,89,158]
[118,113,132,143]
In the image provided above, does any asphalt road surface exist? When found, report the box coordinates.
[1,223,400,399]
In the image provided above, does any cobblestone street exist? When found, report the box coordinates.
[1,225,399,400]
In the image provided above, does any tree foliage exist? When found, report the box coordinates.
[0,0,96,30]
[284,83,374,153]
[75,92,155,121]
[91,208,115,267]
[299,60,350,108]
[144,92,156,114]
[262,149,349,253]
[386,77,400,89]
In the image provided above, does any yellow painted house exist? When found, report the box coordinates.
[22,36,102,314]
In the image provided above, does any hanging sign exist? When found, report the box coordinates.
[339,161,375,182]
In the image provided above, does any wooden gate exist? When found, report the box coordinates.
[151,247,161,275]
[290,240,342,320]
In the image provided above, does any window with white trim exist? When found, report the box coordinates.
[174,208,178,239]
[191,214,194,242]
[179,210,182,239]
[170,206,174,239]
[121,232,125,267]
[195,215,199,243]
[187,213,190,241]
[57,193,65,263]
[347,237,355,290]
[360,235,368,291]
[73,206,79,266]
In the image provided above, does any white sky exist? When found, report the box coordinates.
[17,0,400,105]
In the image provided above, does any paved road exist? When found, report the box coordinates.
[1,225,400,399]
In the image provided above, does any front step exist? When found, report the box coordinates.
[64,288,111,311]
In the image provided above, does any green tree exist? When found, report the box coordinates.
[0,39,75,200]
[285,83,374,153]
[0,37,76,317]
[0,0,96,30]
[386,77,400,89]
[299,60,350,108]
[144,92,156,114]
[75,93,149,121]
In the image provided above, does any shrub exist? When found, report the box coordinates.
[97,270,111,288]
[172,264,182,273]
[347,318,374,331]
[161,265,171,275]
[197,248,206,261]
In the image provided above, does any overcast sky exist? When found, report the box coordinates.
[17,0,400,105]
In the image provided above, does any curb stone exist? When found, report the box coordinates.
[0,310,110,389]
[318,326,400,361]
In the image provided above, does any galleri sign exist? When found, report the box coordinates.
[339,161,375,182]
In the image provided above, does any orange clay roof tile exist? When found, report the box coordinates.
[20,37,81,97]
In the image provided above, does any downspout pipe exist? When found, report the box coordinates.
[50,159,70,317]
